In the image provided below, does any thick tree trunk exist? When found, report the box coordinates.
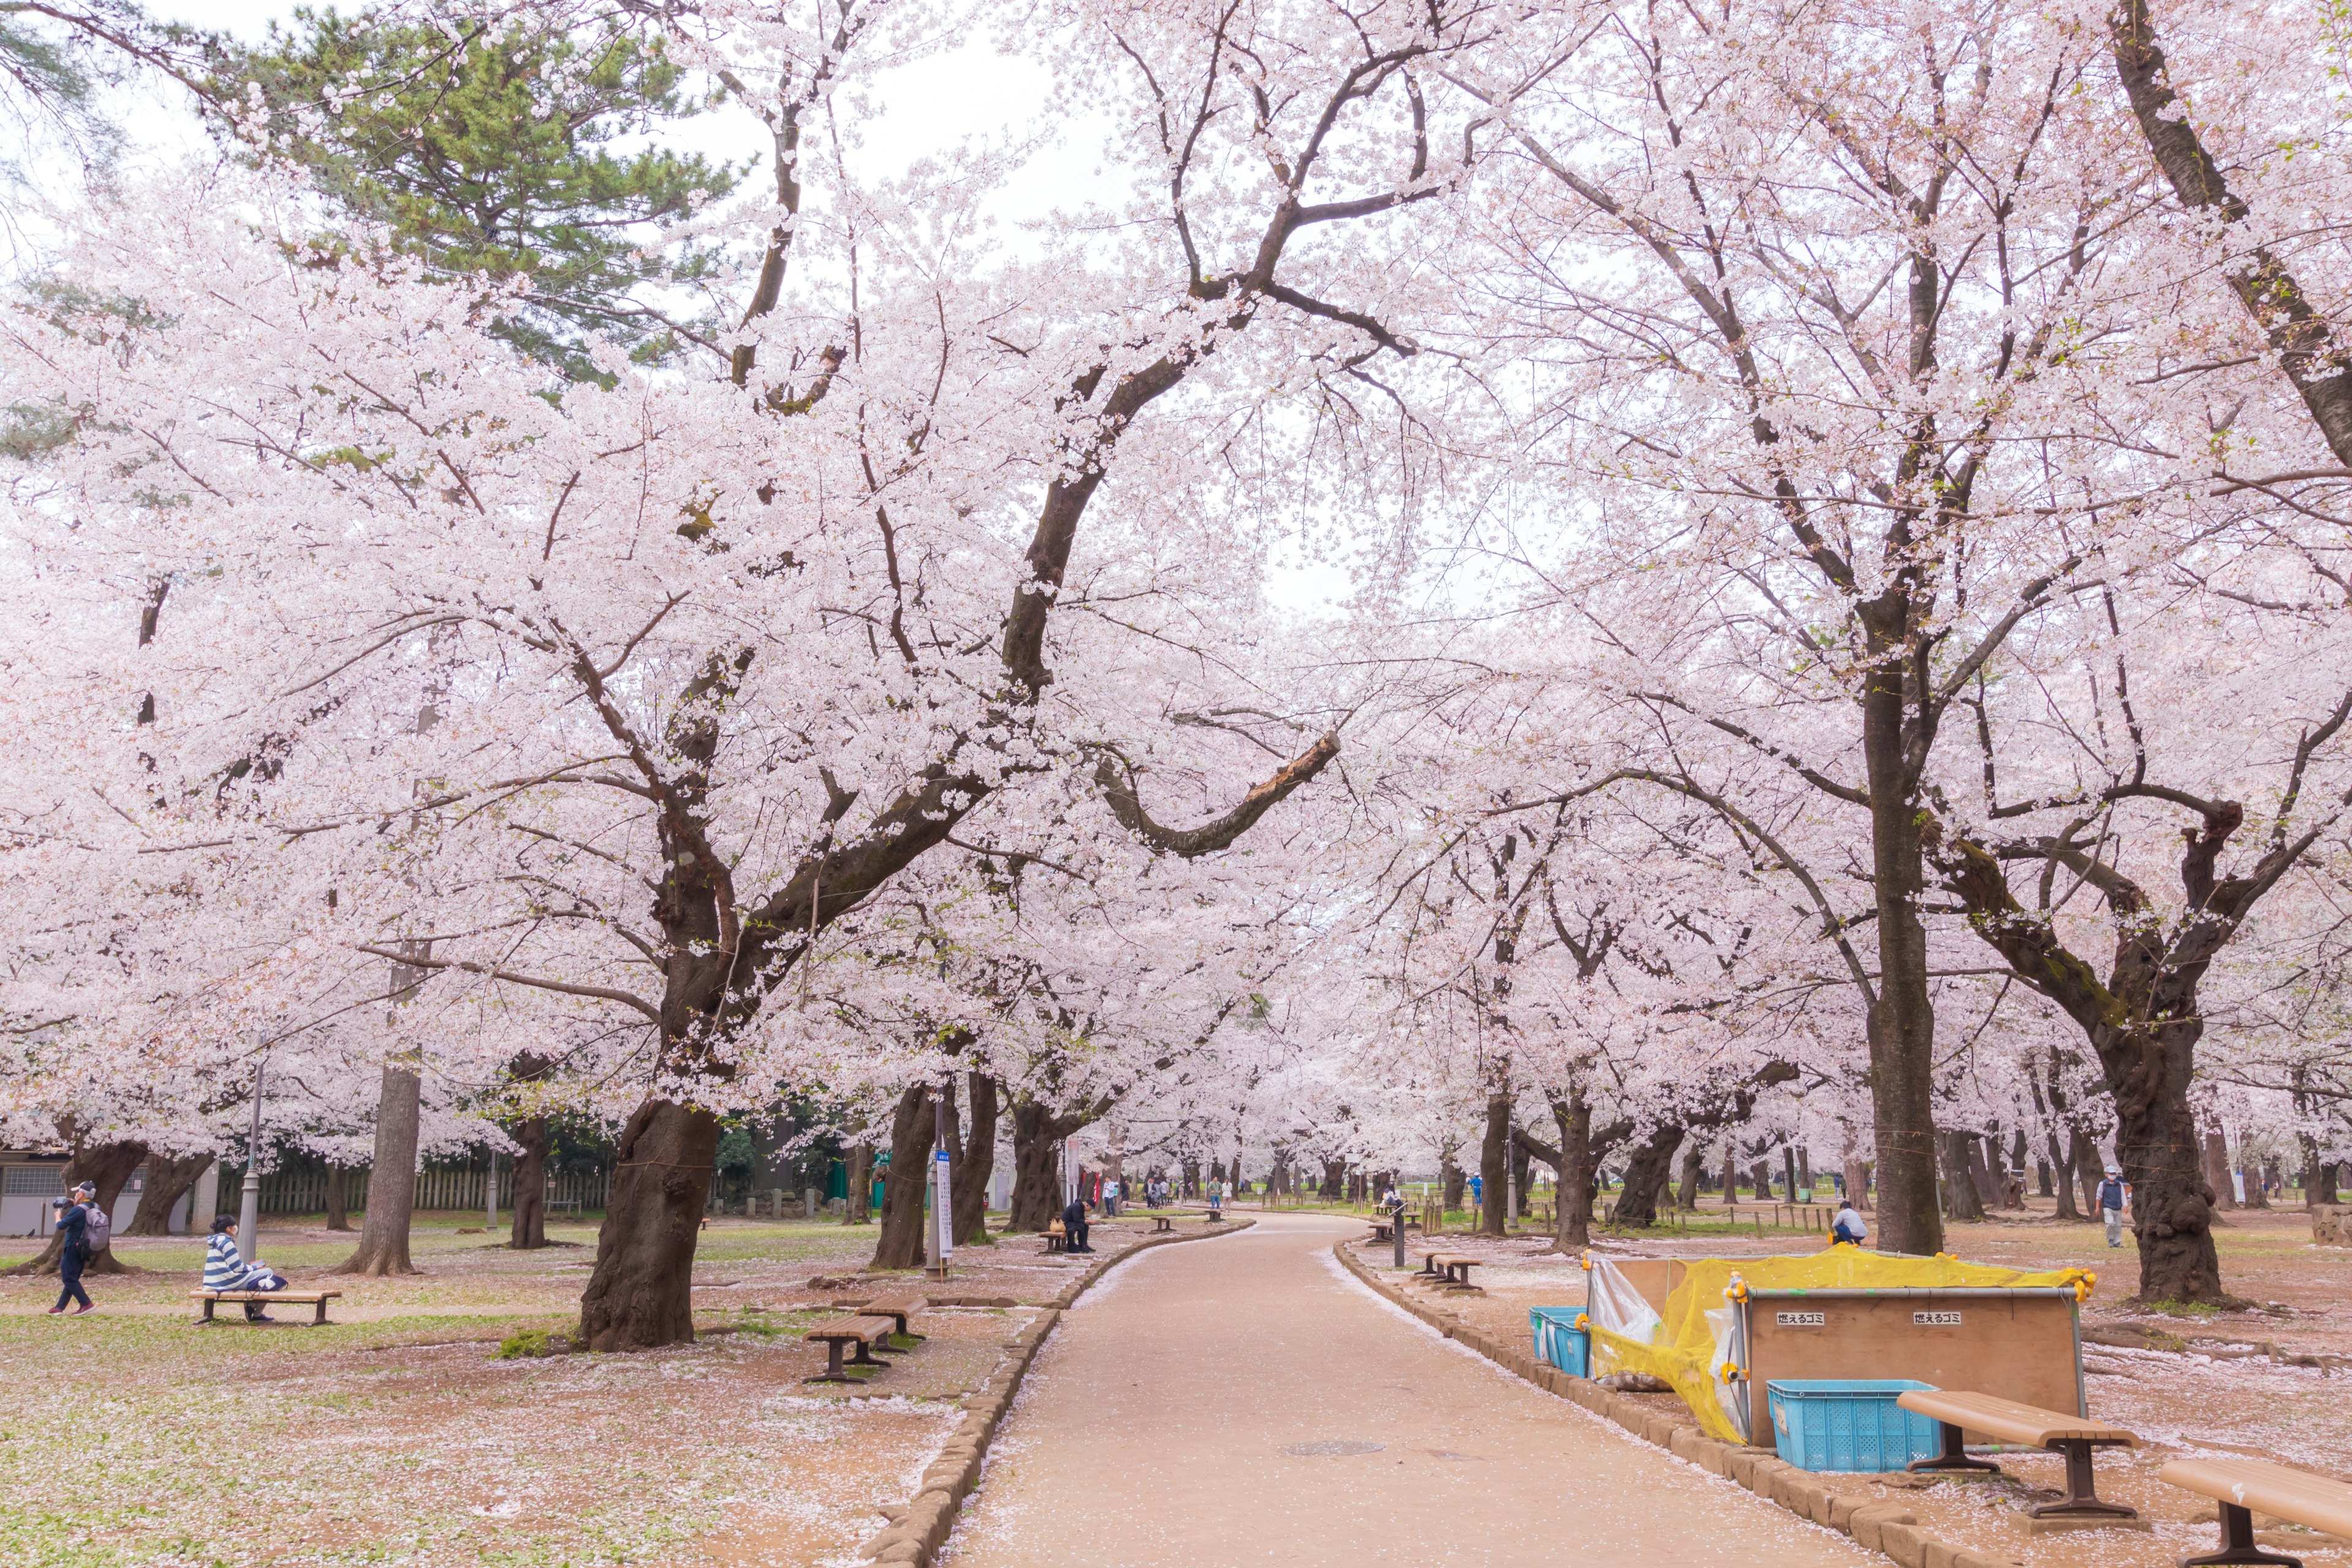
[2242,1163,2271,1209]
[1441,1158,1464,1210]
[952,1071,998,1245]
[1940,1130,1986,1221]
[845,1142,872,1224]
[2047,1128,2081,1219]
[124,1150,213,1238]
[1552,1095,1595,1250]
[1723,1144,1740,1207]
[1510,1136,1531,1218]
[1319,1158,1346,1200]
[2071,1129,2104,1219]
[1612,1126,1684,1228]
[323,1163,352,1232]
[1860,688,1945,1256]
[577,1099,719,1349]
[870,1085,936,1270]
[1676,1143,1703,1210]
[7,1139,148,1275]
[1966,1132,2002,1210]
[1008,1101,1063,1231]
[336,1063,422,1276]
[1480,1089,1510,1236]
[2109,1021,2224,1302]
[508,1117,549,1249]
[1844,1153,1872,1212]
[2202,1131,2239,1212]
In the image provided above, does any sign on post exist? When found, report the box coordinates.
[933,1148,954,1267]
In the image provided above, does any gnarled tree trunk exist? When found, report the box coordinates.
[871,1085,937,1270]
[323,1163,352,1232]
[1940,1130,1986,1221]
[578,1099,718,1348]
[124,1150,214,1238]
[6,1139,148,1275]
[1008,1099,1066,1232]
[1611,1125,1685,1228]
[336,1063,422,1277]
[952,1071,998,1246]
[508,1118,550,1249]
[1480,1087,1510,1235]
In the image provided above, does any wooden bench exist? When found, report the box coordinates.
[1896,1389,2137,1521]
[859,1294,927,1344]
[804,1317,899,1384]
[1416,1251,1478,1287]
[190,1289,341,1327]
[2161,1457,2352,1567]
[1148,1215,1172,1233]
[1368,1213,1415,1242]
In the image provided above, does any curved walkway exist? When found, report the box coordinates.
[942,1212,1875,1566]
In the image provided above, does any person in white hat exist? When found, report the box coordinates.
[2096,1166,2131,1248]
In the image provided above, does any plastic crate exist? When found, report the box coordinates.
[1765,1380,1940,1472]
[1528,1308,1589,1376]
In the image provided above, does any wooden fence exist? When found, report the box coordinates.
[257,1163,609,1215]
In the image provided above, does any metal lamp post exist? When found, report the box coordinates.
[237,1056,266,1248]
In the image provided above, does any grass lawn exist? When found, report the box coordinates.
[0,1215,1023,1567]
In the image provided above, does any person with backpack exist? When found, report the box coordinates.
[205,1214,288,1321]
[45,1180,99,1314]
[2097,1167,2132,1248]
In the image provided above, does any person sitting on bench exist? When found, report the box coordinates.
[205,1215,287,1321]
[1830,1199,1868,1248]
[1060,1195,1095,1254]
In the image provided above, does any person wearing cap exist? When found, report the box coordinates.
[45,1180,96,1315]
[2097,1166,2131,1248]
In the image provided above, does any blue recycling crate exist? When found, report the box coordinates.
[1528,1308,1589,1376]
[1765,1379,1940,1471]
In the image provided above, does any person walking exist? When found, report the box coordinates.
[2097,1166,2131,1248]
[45,1181,97,1315]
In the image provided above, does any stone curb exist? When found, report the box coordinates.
[854,1218,1257,1566]
[1329,1241,2019,1568]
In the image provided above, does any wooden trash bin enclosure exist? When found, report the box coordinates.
[1728,1286,2085,1450]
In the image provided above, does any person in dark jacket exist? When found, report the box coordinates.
[1060,1195,1093,1253]
[46,1180,96,1314]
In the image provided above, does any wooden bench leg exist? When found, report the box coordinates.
[1907,1422,2001,1476]
[2182,1502,2301,1567]
[198,1297,216,1325]
[2025,1441,2135,1520]
[312,1297,330,1328]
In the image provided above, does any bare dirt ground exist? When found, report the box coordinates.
[1346,1197,2352,1568]
[0,1210,1182,1567]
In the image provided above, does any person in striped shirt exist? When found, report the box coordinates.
[205,1215,285,1322]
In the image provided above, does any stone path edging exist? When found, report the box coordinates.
[1330,1241,2020,1568]
[854,1219,1257,1566]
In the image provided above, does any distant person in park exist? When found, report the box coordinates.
[205,1215,289,1320]
[1059,1194,1094,1254]
[1208,1178,1224,1219]
[1468,1174,1482,1213]
[45,1180,99,1315]
[2097,1167,2131,1248]
[1830,1198,1868,1248]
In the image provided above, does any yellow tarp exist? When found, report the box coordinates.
[1586,1249,2096,1444]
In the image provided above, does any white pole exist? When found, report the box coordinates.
[486,1148,497,1234]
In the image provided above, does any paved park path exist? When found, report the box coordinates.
[941,1212,1877,1567]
